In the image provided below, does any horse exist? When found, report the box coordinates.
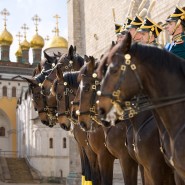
[76,56,139,185]
[41,45,84,96]
[97,32,185,182]
[51,67,101,185]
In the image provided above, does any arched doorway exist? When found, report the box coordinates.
[0,109,12,156]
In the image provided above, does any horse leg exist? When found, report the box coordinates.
[85,147,101,185]
[97,152,115,185]
[119,155,138,185]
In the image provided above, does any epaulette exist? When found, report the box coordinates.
[173,33,185,44]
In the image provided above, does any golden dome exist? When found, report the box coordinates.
[20,39,30,50]
[15,45,22,57]
[30,33,44,49]
[47,35,68,48]
[0,28,13,46]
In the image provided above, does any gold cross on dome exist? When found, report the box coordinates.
[16,31,23,44]
[0,8,10,28]
[53,14,60,36]
[21,23,29,39]
[45,35,50,41]
[32,14,41,33]
[52,27,57,36]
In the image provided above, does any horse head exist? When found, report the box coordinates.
[76,55,101,131]
[41,46,84,96]
[97,32,136,121]
[52,66,75,131]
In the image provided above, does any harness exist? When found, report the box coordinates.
[97,52,185,119]
[55,80,78,125]
[76,73,101,125]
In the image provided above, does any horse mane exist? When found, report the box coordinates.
[63,71,80,88]
[74,54,84,68]
[130,43,185,75]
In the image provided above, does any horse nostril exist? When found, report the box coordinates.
[41,121,49,126]
[98,108,105,116]
[60,123,67,130]
[72,111,78,119]
[101,120,111,127]
[80,121,86,129]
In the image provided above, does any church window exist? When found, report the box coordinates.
[2,86,7,96]
[0,127,5,136]
[49,138,53,148]
[63,137,67,148]
[12,87,16,97]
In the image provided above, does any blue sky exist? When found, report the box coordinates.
[0,0,68,63]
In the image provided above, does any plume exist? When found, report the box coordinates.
[139,8,147,19]
[127,0,135,17]
[147,0,156,17]
[138,0,147,13]
[112,8,116,22]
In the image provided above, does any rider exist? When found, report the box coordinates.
[115,18,133,43]
[137,17,163,46]
[165,6,185,60]
[126,8,147,42]
[115,22,126,43]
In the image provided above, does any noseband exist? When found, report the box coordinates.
[55,80,77,124]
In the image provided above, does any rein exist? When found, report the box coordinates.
[98,52,185,120]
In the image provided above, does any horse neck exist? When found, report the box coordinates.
[138,61,185,138]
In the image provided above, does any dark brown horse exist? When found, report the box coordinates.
[77,56,139,185]
[41,45,84,96]
[98,32,185,183]
[51,68,101,185]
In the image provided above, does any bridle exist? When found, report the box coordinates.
[55,80,78,124]
[30,84,57,126]
[76,73,101,124]
[97,51,185,119]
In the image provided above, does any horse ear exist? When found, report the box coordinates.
[68,45,74,60]
[38,63,42,73]
[12,75,38,85]
[73,46,76,55]
[44,51,52,62]
[84,55,89,62]
[121,32,132,53]
[87,56,95,74]
[111,41,116,48]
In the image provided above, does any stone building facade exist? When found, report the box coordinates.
[67,0,185,57]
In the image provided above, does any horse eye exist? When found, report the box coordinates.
[84,84,90,92]
[57,94,63,100]
[110,67,118,74]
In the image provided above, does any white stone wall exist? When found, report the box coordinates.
[16,90,70,178]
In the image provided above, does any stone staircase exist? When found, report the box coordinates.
[0,157,41,183]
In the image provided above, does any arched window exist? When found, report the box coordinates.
[0,127,5,136]
[12,87,16,97]
[63,137,67,148]
[49,138,53,148]
[3,86,7,96]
